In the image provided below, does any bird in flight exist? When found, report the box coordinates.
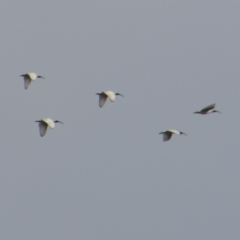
[96,91,124,107]
[35,118,63,137]
[20,72,45,89]
[159,129,187,142]
[194,103,221,114]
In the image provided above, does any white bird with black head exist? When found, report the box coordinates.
[35,118,63,137]
[194,103,221,114]
[96,91,124,107]
[20,72,45,89]
[159,129,187,142]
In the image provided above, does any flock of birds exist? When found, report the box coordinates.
[21,72,221,140]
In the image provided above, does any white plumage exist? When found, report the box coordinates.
[96,91,124,107]
[35,118,63,137]
[194,103,221,114]
[20,72,45,89]
[159,129,187,142]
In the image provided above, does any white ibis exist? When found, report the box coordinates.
[194,103,221,114]
[96,91,124,107]
[35,118,63,137]
[20,72,45,89]
[159,129,187,142]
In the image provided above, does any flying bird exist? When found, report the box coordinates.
[159,129,187,142]
[35,118,63,137]
[20,72,45,89]
[194,103,221,114]
[96,91,124,107]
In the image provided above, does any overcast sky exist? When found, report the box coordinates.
[1,1,240,240]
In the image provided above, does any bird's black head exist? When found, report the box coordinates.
[37,75,45,79]
[116,93,124,97]
[180,131,187,136]
[54,120,64,124]
[193,111,200,114]
[212,110,221,114]
[20,74,26,77]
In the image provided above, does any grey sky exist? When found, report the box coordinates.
[1,1,240,239]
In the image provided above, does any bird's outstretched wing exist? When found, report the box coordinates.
[24,77,31,89]
[163,132,172,141]
[38,122,48,137]
[200,103,215,112]
[99,95,108,107]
